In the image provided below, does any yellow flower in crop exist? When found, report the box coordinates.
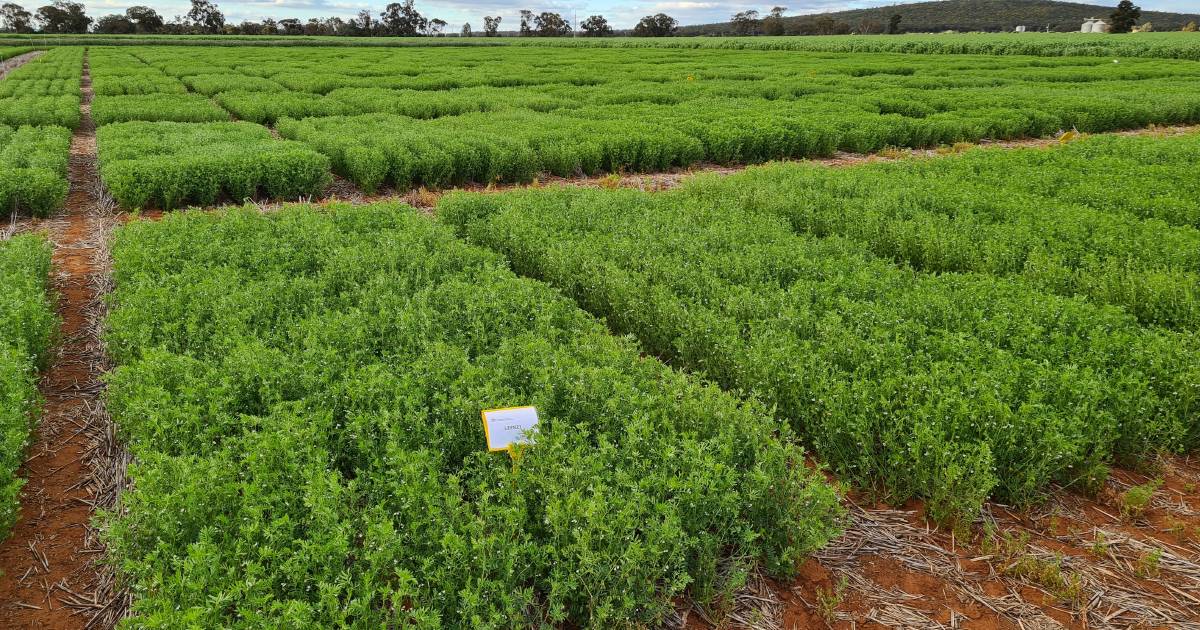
[687,74,695,81]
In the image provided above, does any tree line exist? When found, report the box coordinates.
[0,0,683,36]
[4,0,1180,37]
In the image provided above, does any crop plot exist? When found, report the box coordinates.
[88,48,186,96]
[439,133,1200,525]
[0,234,55,540]
[505,32,1200,61]
[87,49,331,210]
[102,203,841,627]
[0,48,81,129]
[0,74,78,98]
[215,89,348,124]
[96,121,329,209]
[71,45,1200,197]
[0,46,37,62]
[676,133,1200,329]
[0,47,77,217]
[91,93,229,125]
[0,47,80,83]
[277,111,711,191]
[906,133,1200,229]
[0,124,71,217]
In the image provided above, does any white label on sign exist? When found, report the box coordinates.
[481,406,539,452]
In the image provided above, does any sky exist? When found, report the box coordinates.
[71,0,1198,31]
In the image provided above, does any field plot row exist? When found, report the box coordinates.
[680,133,1200,330]
[0,48,82,129]
[86,49,335,209]
[96,121,330,209]
[0,48,79,217]
[440,133,1200,524]
[0,46,37,62]
[79,45,1200,208]
[0,124,70,217]
[0,235,54,541]
[102,204,841,627]
[99,134,1200,627]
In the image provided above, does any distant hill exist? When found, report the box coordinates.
[678,0,1200,35]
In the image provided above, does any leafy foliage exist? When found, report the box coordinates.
[1111,0,1143,34]
[0,46,80,80]
[91,72,186,95]
[277,111,712,191]
[92,93,230,125]
[439,139,1200,523]
[35,0,91,34]
[89,48,190,96]
[102,203,842,627]
[0,48,80,97]
[181,72,285,95]
[0,95,80,127]
[0,46,37,61]
[214,90,348,124]
[633,13,679,36]
[95,121,330,209]
[5,32,1200,61]
[0,124,71,216]
[0,77,79,97]
[101,45,1200,188]
[679,133,1200,329]
[579,15,612,36]
[0,48,81,129]
[506,32,1200,61]
[0,234,55,541]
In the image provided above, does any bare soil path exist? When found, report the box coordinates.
[0,51,121,630]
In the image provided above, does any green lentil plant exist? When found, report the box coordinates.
[439,155,1200,523]
[181,73,286,95]
[678,132,1200,331]
[0,234,56,541]
[84,43,1200,192]
[0,95,80,128]
[96,121,330,209]
[91,93,230,125]
[1118,478,1164,520]
[0,124,71,217]
[214,90,350,125]
[1135,548,1163,578]
[101,203,842,628]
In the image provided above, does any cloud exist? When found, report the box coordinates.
[650,2,720,9]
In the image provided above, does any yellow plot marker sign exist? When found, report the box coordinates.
[481,406,539,452]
